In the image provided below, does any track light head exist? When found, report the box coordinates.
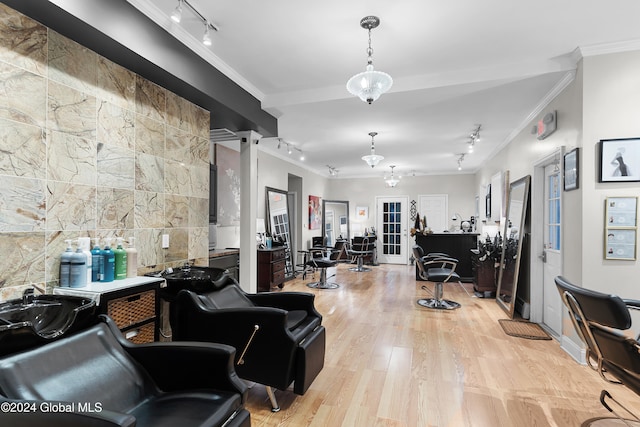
[203,23,212,46]
[171,0,183,23]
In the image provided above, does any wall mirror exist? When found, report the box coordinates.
[265,186,294,279]
[496,175,531,318]
[322,200,350,246]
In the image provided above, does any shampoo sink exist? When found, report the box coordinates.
[146,266,235,302]
[0,294,97,356]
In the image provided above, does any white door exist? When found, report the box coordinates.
[419,195,448,232]
[542,164,562,336]
[376,197,408,264]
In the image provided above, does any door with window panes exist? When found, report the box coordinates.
[376,197,408,264]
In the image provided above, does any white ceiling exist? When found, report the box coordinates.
[128,0,640,179]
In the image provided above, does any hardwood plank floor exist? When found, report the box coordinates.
[244,263,640,426]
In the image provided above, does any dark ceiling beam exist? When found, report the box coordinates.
[1,0,277,137]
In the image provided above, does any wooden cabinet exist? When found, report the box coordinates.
[54,278,161,343]
[257,247,286,292]
[470,249,497,296]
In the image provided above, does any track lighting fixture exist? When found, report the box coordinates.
[456,153,466,171]
[270,138,304,160]
[362,132,384,168]
[169,0,218,46]
[327,165,339,176]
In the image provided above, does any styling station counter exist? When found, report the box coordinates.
[414,233,479,282]
[54,276,164,343]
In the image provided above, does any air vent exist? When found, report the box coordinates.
[210,128,238,142]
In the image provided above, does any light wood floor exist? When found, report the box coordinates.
[244,263,640,426]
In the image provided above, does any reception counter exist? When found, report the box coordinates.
[414,233,479,282]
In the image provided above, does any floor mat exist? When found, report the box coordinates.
[498,319,552,340]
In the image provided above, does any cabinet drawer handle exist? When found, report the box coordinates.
[127,295,141,303]
[125,329,139,339]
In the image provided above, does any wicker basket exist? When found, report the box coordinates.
[123,322,156,344]
[107,290,155,329]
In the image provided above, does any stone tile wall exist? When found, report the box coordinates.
[0,4,210,300]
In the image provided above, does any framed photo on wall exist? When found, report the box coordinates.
[604,196,638,260]
[563,148,579,191]
[599,138,640,182]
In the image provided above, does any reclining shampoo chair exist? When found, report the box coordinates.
[171,282,326,412]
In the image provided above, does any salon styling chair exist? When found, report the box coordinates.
[348,237,375,272]
[0,315,250,427]
[413,245,462,310]
[555,276,640,425]
[171,282,326,412]
[305,244,340,289]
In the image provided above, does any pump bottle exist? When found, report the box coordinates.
[69,246,87,288]
[77,237,92,285]
[126,237,138,278]
[114,237,127,280]
[60,239,73,287]
[91,238,103,282]
[102,238,115,282]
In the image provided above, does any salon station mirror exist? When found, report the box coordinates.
[322,200,350,246]
[265,187,294,279]
[496,175,531,318]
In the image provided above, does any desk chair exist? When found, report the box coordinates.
[348,237,375,272]
[305,247,339,289]
[555,276,640,425]
[413,245,461,310]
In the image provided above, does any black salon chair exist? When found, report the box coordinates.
[555,276,640,425]
[348,237,375,272]
[171,282,326,412]
[305,246,339,289]
[413,245,462,310]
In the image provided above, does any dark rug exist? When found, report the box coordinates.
[498,319,552,340]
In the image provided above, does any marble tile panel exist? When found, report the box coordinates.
[188,197,209,228]
[190,165,209,199]
[48,30,97,95]
[134,191,164,229]
[136,228,163,270]
[47,81,97,139]
[164,227,188,263]
[47,131,96,185]
[165,194,189,228]
[97,188,134,230]
[135,152,164,193]
[0,61,46,127]
[0,118,46,179]
[194,105,210,140]
[0,232,46,287]
[165,125,190,160]
[164,159,190,196]
[188,226,209,262]
[0,4,47,76]
[98,101,135,150]
[135,114,165,157]
[96,57,135,111]
[165,91,191,134]
[135,76,165,122]
[44,229,82,283]
[0,176,46,232]
[97,142,135,189]
[190,136,209,167]
[46,181,96,231]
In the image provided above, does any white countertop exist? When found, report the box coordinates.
[54,276,165,304]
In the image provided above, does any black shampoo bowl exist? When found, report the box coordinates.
[146,266,236,302]
[0,294,97,356]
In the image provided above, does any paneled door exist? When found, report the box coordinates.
[376,197,408,264]
[542,164,562,336]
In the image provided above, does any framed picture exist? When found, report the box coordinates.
[563,148,579,191]
[356,206,368,220]
[604,196,638,260]
[599,138,640,182]
[309,195,321,230]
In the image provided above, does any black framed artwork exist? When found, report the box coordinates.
[599,138,640,183]
[563,148,579,191]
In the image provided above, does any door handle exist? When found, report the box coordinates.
[539,251,547,263]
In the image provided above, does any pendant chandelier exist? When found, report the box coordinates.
[346,16,393,104]
[385,165,400,187]
[362,132,384,168]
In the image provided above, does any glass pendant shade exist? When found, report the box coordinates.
[347,64,393,104]
[385,166,400,187]
[362,152,384,168]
